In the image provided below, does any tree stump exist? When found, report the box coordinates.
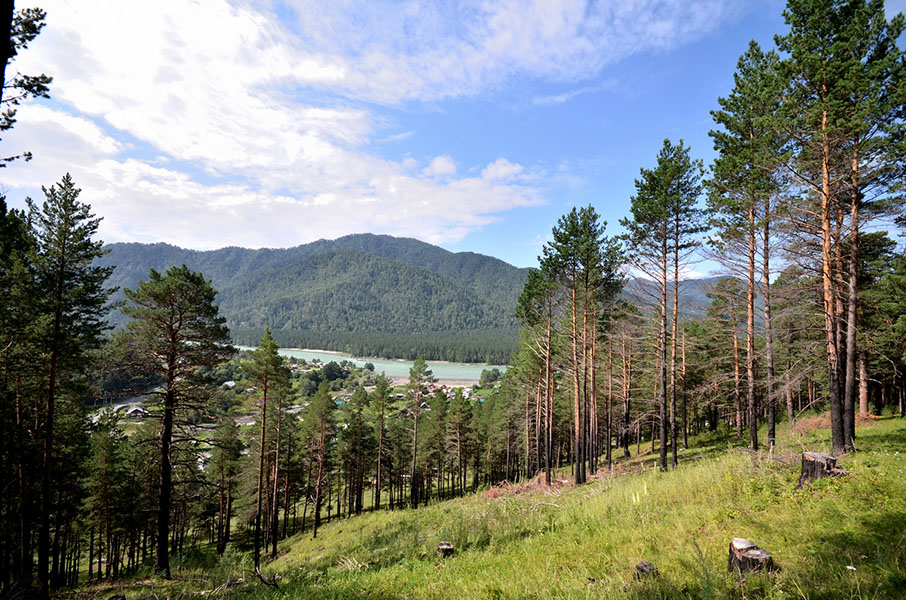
[436,541,454,558]
[796,451,847,489]
[728,538,774,574]
[634,561,659,579]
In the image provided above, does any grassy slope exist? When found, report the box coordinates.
[65,417,906,600]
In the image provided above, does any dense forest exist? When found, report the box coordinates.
[97,236,530,363]
[1,1,906,599]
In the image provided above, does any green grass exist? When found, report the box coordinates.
[58,417,906,599]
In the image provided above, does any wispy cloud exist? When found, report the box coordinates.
[532,81,618,106]
[6,0,746,250]
[279,0,748,103]
[376,130,416,143]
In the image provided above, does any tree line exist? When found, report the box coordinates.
[502,0,906,483]
[231,326,516,365]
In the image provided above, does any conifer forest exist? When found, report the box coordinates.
[1,1,906,599]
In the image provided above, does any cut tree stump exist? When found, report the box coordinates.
[728,538,774,574]
[796,451,847,489]
[436,541,454,558]
[634,561,659,579]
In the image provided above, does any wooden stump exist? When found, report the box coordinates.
[634,561,659,579]
[796,451,847,489]
[436,541,454,559]
[728,538,774,574]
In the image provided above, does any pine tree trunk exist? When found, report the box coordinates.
[155,385,175,578]
[544,309,553,485]
[254,376,268,569]
[571,282,584,483]
[270,402,282,558]
[843,142,860,450]
[671,227,680,468]
[410,393,420,508]
[821,109,845,453]
[659,232,669,472]
[762,198,776,447]
[732,295,742,437]
[681,330,688,449]
[747,206,759,451]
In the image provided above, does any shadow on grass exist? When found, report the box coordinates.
[611,425,750,473]
[853,418,906,451]
[803,509,906,600]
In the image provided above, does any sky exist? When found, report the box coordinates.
[3,0,905,270]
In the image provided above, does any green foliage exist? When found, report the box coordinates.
[1,6,53,165]
[241,328,289,397]
[116,264,235,401]
[478,368,501,387]
[97,234,529,362]
[707,41,785,245]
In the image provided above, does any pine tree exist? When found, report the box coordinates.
[407,357,433,508]
[115,265,233,578]
[709,42,786,450]
[28,174,113,597]
[241,328,289,569]
[1,4,52,164]
[775,0,906,452]
[306,381,335,538]
[621,140,703,471]
[371,374,390,510]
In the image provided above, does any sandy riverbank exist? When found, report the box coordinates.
[389,377,476,388]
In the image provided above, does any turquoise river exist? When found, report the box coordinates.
[238,347,507,382]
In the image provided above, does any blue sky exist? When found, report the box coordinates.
[3,0,904,270]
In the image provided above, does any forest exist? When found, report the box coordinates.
[1,1,906,599]
[96,236,528,364]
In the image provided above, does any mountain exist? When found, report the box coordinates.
[622,275,726,319]
[98,234,741,363]
[97,234,530,363]
[623,275,764,321]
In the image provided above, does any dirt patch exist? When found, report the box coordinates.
[482,472,571,499]
[788,411,882,435]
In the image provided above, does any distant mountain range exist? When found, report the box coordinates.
[98,234,731,363]
[98,234,531,363]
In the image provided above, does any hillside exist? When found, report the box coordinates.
[97,234,529,362]
[70,417,906,600]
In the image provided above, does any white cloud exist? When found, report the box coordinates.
[423,156,457,177]
[482,158,524,181]
[278,0,747,103]
[3,0,745,250]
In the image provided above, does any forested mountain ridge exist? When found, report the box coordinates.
[622,275,758,320]
[98,235,734,359]
[218,249,514,333]
[99,233,531,306]
[97,234,527,361]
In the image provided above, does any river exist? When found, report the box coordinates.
[238,346,507,382]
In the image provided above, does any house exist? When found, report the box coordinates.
[123,405,150,419]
